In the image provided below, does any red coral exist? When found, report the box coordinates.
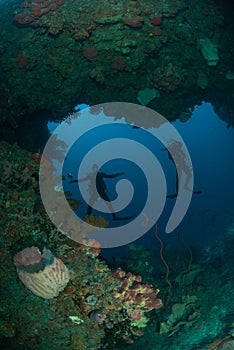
[150,17,162,26]
[16,54,28,68]
[31,152,41,163]
[153,28,162,36]
[123,16,144,28]
[83,47,99,59]
[14,0,64,25]
[111,58,125,71]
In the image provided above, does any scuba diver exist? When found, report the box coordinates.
[69,164,131,220]
[162,140,202,199]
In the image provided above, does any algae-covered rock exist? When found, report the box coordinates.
[225,71,234,80]
[198,38,219,66]
[197,72,209,89]
[95,14,123,24]
[137,88,160,106]
[175,264,201,286]
[0,318,15,338]
[171,303,186,321]
[131,312,148,328]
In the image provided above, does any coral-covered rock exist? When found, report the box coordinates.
[123,17,144,28]
[153,28,162,36]
[14,0,64,25]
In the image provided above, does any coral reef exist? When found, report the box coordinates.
[0,142,164,349]
[0,140,234,349]
[14,0,65,25]
[0,0,233,130]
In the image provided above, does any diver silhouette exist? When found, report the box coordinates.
[162,141,202,199]
[69,164,131,221]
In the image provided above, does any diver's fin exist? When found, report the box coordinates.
[193,190,202,194]
[167,194,177,199]
[113,215,132,221]
[167,190,202,199]
[69,180,78,184]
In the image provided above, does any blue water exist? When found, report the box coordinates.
[172,102,234,247]
[48,101,234,257]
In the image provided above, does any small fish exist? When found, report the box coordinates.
[54,183,63,193]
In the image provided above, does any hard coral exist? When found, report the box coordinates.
[83,47,99,59]
[16,54,28,68]
[111,58,125,71]
[123,17,144,28]
[150,16,162,25]
[153,28,162,36]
